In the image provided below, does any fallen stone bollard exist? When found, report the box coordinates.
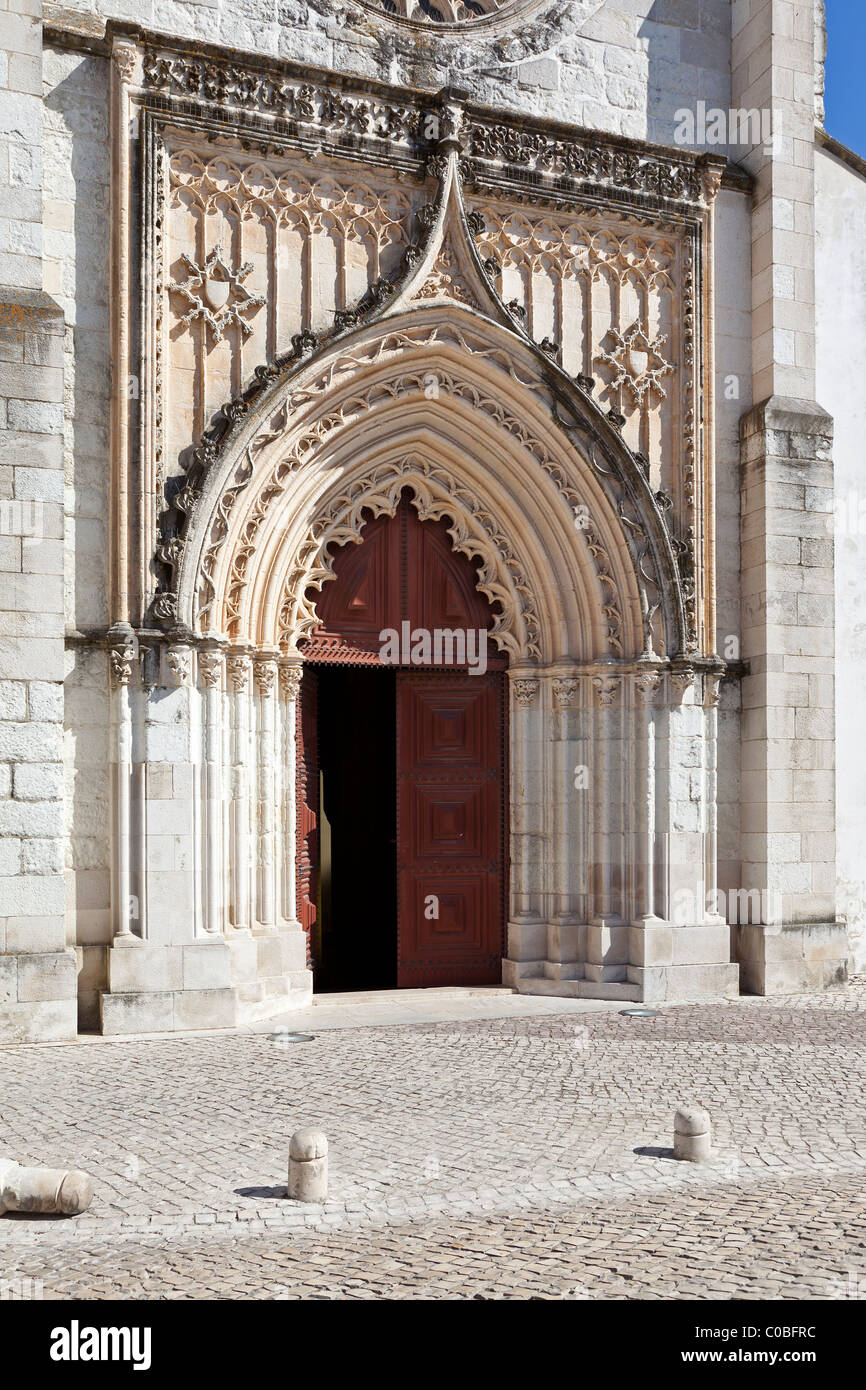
[673,1105,712,1163]
[0,1159,94,1216]
[287,1128,328,1203]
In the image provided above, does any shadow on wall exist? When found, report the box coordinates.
[640,0,733,153]
[43,51,113,1029]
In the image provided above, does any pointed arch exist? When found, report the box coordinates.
[159,150,691,663]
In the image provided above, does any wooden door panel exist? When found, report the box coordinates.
[397,671,504,987]
[410,787,486,861]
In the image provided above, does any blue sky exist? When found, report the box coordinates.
[825,0,866,156]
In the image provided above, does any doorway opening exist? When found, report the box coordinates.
[295,496,508,994]
[315,665,397,992]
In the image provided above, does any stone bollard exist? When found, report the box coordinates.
[287,1128,328,1203]
[0,1159,94,1216]
[673,1105,712,1163]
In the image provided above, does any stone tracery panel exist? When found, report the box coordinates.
[471,198,686,506]
[163,143,420,484]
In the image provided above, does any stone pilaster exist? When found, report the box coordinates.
[737,398,847,992]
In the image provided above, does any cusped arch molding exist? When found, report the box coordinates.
[164,304,689,663]
[281,455,536,660]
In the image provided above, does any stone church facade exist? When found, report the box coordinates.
[1,0,864,1041]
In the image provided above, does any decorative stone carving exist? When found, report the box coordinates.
[277,455,541,662]
[670,670,695,703]
[111,42,137,84]
[635,669,662,703]
[279,665,303,701]
[168,247,265,343]
[593,675,621,707]
[705,674,722,709]
[467,117,706,205]
[198,651,224,688]
[254,661,278,697]
[512,678,538,708]
[226,656,251,692]
[412,238,480,307]
[109,636,137,687]
[164,645,193,686]
[552,677,578,709]
[360,0,512,20]
[595,322,675,407]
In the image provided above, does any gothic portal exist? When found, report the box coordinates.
[2,2,859,1041]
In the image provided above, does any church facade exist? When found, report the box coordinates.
[1,0,863,1041]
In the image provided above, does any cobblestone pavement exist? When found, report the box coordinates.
[6,1172,865,1300]
[2,985,866,1298]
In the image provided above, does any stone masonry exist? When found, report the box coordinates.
[0,0,76,1042]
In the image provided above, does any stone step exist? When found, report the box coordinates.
[515,978,641,1002]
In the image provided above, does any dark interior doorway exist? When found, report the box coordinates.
[314,665,397,992]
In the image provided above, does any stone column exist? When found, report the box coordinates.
[586,672,626,984]
[227,655,252,934]
[632,668,663,923]
[503,674,545,982]
[545,672,583,980]
[254,658,278,931]
[109,628,138,941]
[198,650,225,937]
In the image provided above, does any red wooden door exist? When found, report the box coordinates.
[396,669,505,987]
[301,495,507,988]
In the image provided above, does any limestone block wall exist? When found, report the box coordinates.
[42,45,112,1029]
[48,0,734,147]
[0,0,76,1043]
[815,144,866,973]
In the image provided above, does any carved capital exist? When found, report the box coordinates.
[164,644,192,687]
[699,158,725,204]
[254,660,278,696]
[198,651,224,689]
[110,636,138,688]
[279,664,303,702]
[226,656,251,693]
[112,41,137,84]
[437,97,466,153]
[704,674,722,709]
[552,677,577,709]
[669,670,695,703]
[634,670,662,703]
[512,678,538,709]
[592,675,621,707]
